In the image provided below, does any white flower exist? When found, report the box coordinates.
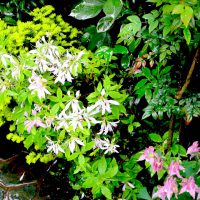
[82,107,101,129]
[0,80,7,93]
[93,138,120,154]
[93,89,120,115]
[101,138,120,154]
[12,65,21,80]
[122,182,135,191]
[60,91,81,114]
[46,137,65,155]
[68,137,84,153]
[28,71,51,99]
[93,138,105,149]
[98,120,119,135]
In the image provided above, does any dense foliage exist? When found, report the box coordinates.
[0,0,200,199]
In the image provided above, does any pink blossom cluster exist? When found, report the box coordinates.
[187,141,200,159]
[138,146,162,173]
[139,142,200,200]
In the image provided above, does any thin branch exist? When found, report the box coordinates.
[167,47,200,151]
[0,180,37,191]
[175,48,200,100]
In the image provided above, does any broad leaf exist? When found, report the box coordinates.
[69,0,105,20]
[149,133,162,143]
[103,0,123,18]
[98,156,107,174]
[180,6,193,27]
[101,186,112,199]
[97,15,115,32]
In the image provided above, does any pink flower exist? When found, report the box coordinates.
[187,141,200,159]
[24,119,46,133]
[138,146,156,165]
[138,146,163,173]
[152,157,163,173]
[152,176,178,200]
[168,161,184,178]
[180,176,199,199]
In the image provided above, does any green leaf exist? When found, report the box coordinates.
[172,4,184,14]
[69,0,105,20]
[149,133,162,143]
[121,54,130,69]
[134,79,148,91]
[178,145,187,156]
[57,88,62,100]
[97,15,115,32]
[103,0,123,18]
[163,26,171,37]
[50,103,60,114]
[98,156,107,174]
[142,111,152,119]
[183,27,191,45]
[137,187,152,200]
[83,177,96,188]
[101,186,112,199]
[24,135,33,149]
[105,158,118,177]
[149,20,158,33]
[113,45,128,54]
[119,15,141,36]
[180,6,193,27]
[160,66,172,75]
[145,89,152,102]
[95,46,113,62]
[78,155,85,165]
[171,144,179,156]
[143,67,151,78]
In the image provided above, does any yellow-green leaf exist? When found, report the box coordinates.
[181,6,193,27]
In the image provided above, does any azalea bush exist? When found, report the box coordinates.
[138,135,200,200]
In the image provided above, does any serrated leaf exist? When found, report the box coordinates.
[183,27,191,45]
[97,15,115,32]
[69,0,105,20]
[149,133,162,143]
[101,186,112,199]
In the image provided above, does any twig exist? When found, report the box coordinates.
[0,180,37,191]
[167,48,200,151]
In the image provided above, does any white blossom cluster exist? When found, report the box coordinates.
[0,37,121,155]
